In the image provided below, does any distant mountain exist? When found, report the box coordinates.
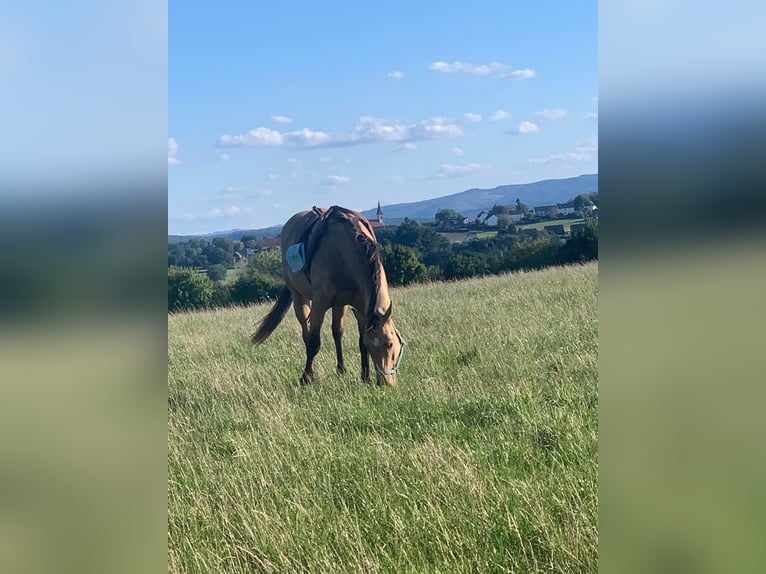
[169,174,597,241]
[168,225,283,243]
[361,174,598,221]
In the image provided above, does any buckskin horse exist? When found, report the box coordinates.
[251,206,406,386]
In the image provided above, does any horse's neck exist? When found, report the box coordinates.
[367,259,391,316]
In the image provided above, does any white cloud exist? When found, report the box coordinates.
[575,136,598,152]
[168,138,180,165]
[452,147,464,156]
[528,136,598,164]
[283,128,332,147]
[217,115,463,150]
[463,112,482,123]
[388,70,404,80]
[209,186,243,201]
[429,60,507,75]
[507,120,540,135]
[175,205,242,221]
[490,109,511,122]
[534,108,568,120]
[219,153,230,161]
[586,111,599,121]
[398,142,418,152]
[270,115,292,124]
[528,152,591,165]
[324,175,351,185]
[217,127,284,147]
[248,188,273,198]
[433,162,485,178]
[500,68,536,80]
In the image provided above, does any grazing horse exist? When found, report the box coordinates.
[251,206,406,386]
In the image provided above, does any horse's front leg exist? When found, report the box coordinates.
[331,305,347,376]
[355,315,371,383]
[301,303,327,386]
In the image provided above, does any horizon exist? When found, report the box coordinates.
[168,172,598,237]
[169,1,597,235]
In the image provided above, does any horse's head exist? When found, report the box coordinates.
[364,302,406,386]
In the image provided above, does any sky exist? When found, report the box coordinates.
[169,0,597,235]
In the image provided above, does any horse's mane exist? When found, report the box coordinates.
[322,206,384,320]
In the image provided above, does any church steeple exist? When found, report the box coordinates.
[376,201,383,223]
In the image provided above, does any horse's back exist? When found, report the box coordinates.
[280,209,324,298]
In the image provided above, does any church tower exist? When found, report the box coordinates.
[376,201,384,225]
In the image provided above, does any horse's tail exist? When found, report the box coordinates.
[251,287,293,345]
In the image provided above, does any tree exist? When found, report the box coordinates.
[515,198,530,215]
[206,264,228,282]
[168,267,213,311]
[246,248,282,277]
[573,193,594,215]
[558,221,598,264]
[380,244,426,286]
[443,253,490,280]
[496,214,512,231]
[230,271,283,305]
[435,208,464,229]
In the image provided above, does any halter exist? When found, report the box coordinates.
[376,329,407,376]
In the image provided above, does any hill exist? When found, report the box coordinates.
[168,262,598,573]
[169,174,597,241]
[362,173,597,221]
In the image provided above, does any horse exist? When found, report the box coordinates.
[251,205,406,386]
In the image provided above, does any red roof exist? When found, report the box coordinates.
[260,237,281,248]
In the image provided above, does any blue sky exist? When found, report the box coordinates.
[169,0,597,235]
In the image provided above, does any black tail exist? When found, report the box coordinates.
[251,287,293,345]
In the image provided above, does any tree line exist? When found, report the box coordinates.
[168,215,597,313]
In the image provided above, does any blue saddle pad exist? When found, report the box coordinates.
[285,242,306,273]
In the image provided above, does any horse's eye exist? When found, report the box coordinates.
[387,343,394,350]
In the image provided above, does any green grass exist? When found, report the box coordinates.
[518,218,585,232]
[168,262,598,573]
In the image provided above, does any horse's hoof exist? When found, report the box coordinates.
[300,372,315,386]
[336,364,347,376]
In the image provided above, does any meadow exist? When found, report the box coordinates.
[168,262,598,573]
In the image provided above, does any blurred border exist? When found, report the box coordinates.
[0,2,167,574]
[600,1,766,572]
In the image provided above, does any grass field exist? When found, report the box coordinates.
[517,218,586,232]
[168,262,598,573]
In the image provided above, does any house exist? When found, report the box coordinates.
[533,205,558,218]
[481,211,524,227]
[259,237,281,250]
[557,201,576,216]
[543,224,566,236]
[369,202,385,229]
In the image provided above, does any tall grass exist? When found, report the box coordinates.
[168,262,598,573]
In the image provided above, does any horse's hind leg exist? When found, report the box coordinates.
[292,295,311,348]
[292,295,315,385]
[301,301,327,386]
[331,305,347,376]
